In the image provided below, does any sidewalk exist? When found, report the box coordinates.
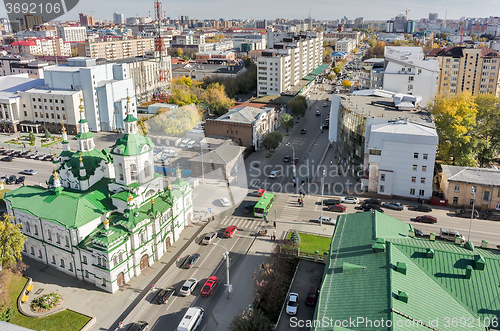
[21,223,205,331]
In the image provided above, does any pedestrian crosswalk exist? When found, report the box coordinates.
[219,215,269,231]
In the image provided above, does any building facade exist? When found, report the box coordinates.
[56,26,87,42]
[4,102,193,293]
[77,37,155,61]
[335,38,356,53]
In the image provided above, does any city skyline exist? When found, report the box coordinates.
[1,0,498,24]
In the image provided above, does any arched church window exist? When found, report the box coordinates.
[144,160,150,178]
[130,164,138,181]
[118,163,124,181]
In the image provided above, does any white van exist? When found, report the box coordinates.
[179,138,190,148]
[187,140,196,149]
[177,307,204,331]
[440,228,465,242]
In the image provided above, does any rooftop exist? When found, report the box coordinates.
[189,144,245,164]
[0,75,43,100]
[211,106,274,124]
[441,165,500,187]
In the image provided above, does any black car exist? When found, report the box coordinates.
[293,157,299,165]
[183,253,201,269]
[301,129,307,134]
[127,321,148,331]
[43,155,54,161]
[360,203,381,211]
[410,205,432,212]
[243,203,254,214]
[19,151,29,157]
[6,175,16,184]
[363,198,382,206]
[156,287,175,304]
[15,176,25,184]
[414,229,424,237]
[0,157,13,162]
[322,122,329,129]
[323,199,341,206]
[283,156,291,162]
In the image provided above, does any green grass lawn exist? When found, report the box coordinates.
[7,273,91,331]
[286,232,331,255]
[41,138,62,148]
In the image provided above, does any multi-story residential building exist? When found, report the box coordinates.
[113,12,125,24]
[23,14,42,30]
[77,37,155,61]
[56,26,87,42]
[5,106,193,293]
[17,28,57,40]
[79,13,95,27]
[383,46,440,103]
[440,165,500,211]
[232,34,267,51]
[204,106,276,150]
[0,56,49,78]
[43,57,135,132]
[427,43,500,96]
[324,31,363,45]
[335,38,356,53]
[394,14,407,33]
[10,38,71,57]
[330,91,437,199]
[358,58,384,89]
[257,28,323,97]
[447,35,472,44]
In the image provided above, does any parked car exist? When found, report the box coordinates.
[340,196,359,204]
[35,154,45,160]
[202,232,217,245]
[363,198,382,206]
[11,151,20,157]
[410,205,432,212]
[15,176,25,184]
[318,216,336,225]
[416,215,437,224]
[384,202,404,211]
[243,203,254,214]
[286,293,299,315]
[455,208,479,219]
[224,225,237,238]
[127,321,148,331]
[322,199,341,206]
[156,286,175,304]
[269,170,279,179]
[360,203,380,211]
[200,276,220,296]
[414,229,424,237]
[42,154,53,161]
[27,153,37,159]
[219,197,231,207]
[183,253,201,269]
[328,204,346,212]
[283,156,291,162]
[179,278,198,296]
[305,286,319,306]
[257,189,266,197]
[6,175,16,184]
[19,151,29,157]
[0,175,6,182]
[0,157,13,162]
[301,129,307,134]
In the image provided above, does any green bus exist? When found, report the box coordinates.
[254,192,275,218]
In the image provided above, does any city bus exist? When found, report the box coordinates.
[254,192,275,218]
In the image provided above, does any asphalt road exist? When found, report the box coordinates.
[0,156,55,189]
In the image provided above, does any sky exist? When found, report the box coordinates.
[0,0,497,23]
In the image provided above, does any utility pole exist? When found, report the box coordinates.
[213,240,231,298]
[200,139,205,184]
[320,170,325,226]
[467,186,477,241]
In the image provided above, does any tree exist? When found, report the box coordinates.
[352,48,358,54]
[229,308,272,331]
[333,67,341,74]
[288,100,306,117]
[0,214,26,270]
[473,94,500,167]
[429,93,478,166]
[179,76,193,88]
[28,132,35,144]
[279,113,294,134]
[198,82,234,116]
[176,48,183,57]
[326,74,335,81]
[44,130,52,139]
[296,95,307,109]
[261,131,283,154]
[148,104,201,137]
[341,80,352,89]
[290,230,301,246]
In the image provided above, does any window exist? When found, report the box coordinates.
[47,230,52,241]
[410,188,415,195]
[414,153,418,159]
[97,257,101,266]
[62,107,64,111]
[56,233,60,244]
[83,256,87,264]
[63,115,66,120]
[419,189,425,196]
[46,113,49,117]
[34,112,38,117]
[144,160,150,178]
[483,191,490,201]
[30,247,34,255]
[411,176,416,183]
[380,174,385,181]
[40,113,43,118]
[140,231,145,244]
[113,256,118,265]
[61,100,64,103]
[498,189,500,197]
[453,197,458,204]
[379,185,384,192]
[25,222,30,233]
[470,198,475,205]
[454,185,460,192]
[69,262,73,271]
[423,153,428,160]
[51,114,54,119]
[52,255,56,264]
[34,225,38,235]
[38,250,42,258]
[65,236,69,247]
[32,98,35,101]
[44,99,46,102]
[412,165,417,171]
[422,166,427,172]
[60,259,65,268]
[102,278,106,287]
[85,270,89,278]
[55,99,58,103]
[57,114,60,119]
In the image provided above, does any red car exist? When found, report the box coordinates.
[416,215,437,223]
[200,276,220,296]
[224,225,237,238]
[257,189,266,197]
[328,204,346,212]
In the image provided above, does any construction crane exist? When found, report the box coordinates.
[459,20,465,46]
[400,8,410,21]
[153,0,171,103]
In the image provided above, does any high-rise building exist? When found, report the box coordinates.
[56,26,87,42]
[429,13,438,21]
[23,14,43,30]
[256,20,267,30]
[394,14,406,33]
[79,13,95,27]
[427,44,500,96]
[113,12,125,24]
[406,20,415,34]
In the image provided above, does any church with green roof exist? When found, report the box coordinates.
[4,97,193,293]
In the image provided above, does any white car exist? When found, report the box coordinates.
[269,170,279,179]
[340,197,359,204]
[318,216,336,225]
[220,197,231,207]
[22,169,37,175]
[323,103,328,107]
[286,293,299,315]
[202,232,217,245]
[316,110,321,116]
[179,278,198,296]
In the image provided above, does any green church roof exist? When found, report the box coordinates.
[123,114,137,123]
[111,133,154,156]
[75,131,95,140]
[59,148,112,181]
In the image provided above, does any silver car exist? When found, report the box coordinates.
[202,232,217,245]
[179,278,198,296]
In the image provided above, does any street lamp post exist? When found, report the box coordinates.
[320,170,325,226]
[213,240,231,298]
[468,186,477,242]
[286,143,296,180]
[200,140,205,184]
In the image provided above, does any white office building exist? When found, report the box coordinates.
[382,46,440,103]
[43,57,135,132]
[56,26,87,42]
[335,38,356,53]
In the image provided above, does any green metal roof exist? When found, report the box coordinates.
[309,64,330,76]
[123,114,137,123]
[59,148,112,181]
[110,133,154,156]
[302,75,316,81]
[75,131,95,140]
[111,190,139,202]
[313,211,500,331]
[4,181,115,229]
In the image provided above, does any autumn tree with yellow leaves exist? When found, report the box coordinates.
[0,214,26,270]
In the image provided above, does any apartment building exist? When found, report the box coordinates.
[335,38,356,53]
[17,28,57,40]
[232,34,267,51]
[383,46,440,103]
[427,43,500,96]
[77,37,155,61]
[10,38,71,57]
[257,28,323,97]
[359,59,384,89]
[56,26,87,42]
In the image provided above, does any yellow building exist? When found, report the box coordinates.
[426,43,500,96]
[440,165,500,211]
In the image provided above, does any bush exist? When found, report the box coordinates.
[229,308,272,331]
[290,230,301,246]
[0,306,14,322]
